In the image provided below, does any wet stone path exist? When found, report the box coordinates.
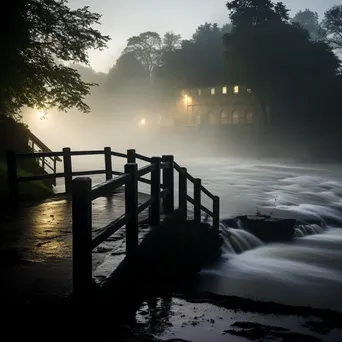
[0,190,151,302]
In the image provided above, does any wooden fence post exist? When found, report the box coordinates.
[72,177,92,299]
[213,196,220,230]
[127,149,136,163]
[63,147,72,194]
[179,167,187,218]
[6,150,18,204]
[194,178,202,224]
[104,147,112,181]
[150,157,161,226]
[162,155,174,214]
[125,163,138,257]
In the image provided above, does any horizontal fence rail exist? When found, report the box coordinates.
[6,147,220,298]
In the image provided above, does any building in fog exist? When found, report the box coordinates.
[174,85,270,129]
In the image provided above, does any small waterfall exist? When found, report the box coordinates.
[220,218,326,254]
[220,221,263,254]
[294,223,325,237]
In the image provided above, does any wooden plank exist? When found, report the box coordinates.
[150,157,161,226]
[213,196,220,230]
[139,177,151,185]
[104,147,113,181]
[162,155,174,214]
[92,214,127,249]
[72,177,92,298]
[73,170,105,177]
[137,197,154,215]
[125,163,138,257]
[201,205,213,218]
[91,174,130,200]
[135,153,151,163]
[179,167,187,217]
[111,151,127,158]
[16,151,63,159]
[70,150,104,156]
[63,148,73,194]
[127,149,136,163]
[201,185,216,200]
[137,164,155,178]
[194,178,202,224]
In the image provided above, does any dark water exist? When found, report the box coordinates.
[178,158,342,312]
[57,155,342,312]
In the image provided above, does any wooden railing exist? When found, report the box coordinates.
[6,147,220,297]
[27,131,62,185]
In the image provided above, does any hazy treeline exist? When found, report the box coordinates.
[75,1,342,137]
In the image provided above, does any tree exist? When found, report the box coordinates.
[226,0,289,28]
[103,52,151,116]
[323,5,342,51]
[124,32,162,78]
[292,9,326,41]
[192,23,221,44]
[224,0,340,132]
[156,22,232,89]
[0,0,109,116]
[162,32,182,52]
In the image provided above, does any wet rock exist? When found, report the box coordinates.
[237,215,296,242]
[228,321,321,342]
[302,320,332,335]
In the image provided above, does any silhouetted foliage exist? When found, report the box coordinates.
[0,0,109,117]
[292,9,326,41]
[226,0,289,27]
[323,5,342,51]
[162,32,182,53]
[124,32,162,78]
[156,23,231,89]
[224,0,340,133]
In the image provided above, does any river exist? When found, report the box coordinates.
[55,155,342,312]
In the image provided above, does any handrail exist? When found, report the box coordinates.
[135,153,152,163]
[28,131,62,161]
[47,148,220,298]
[137,164,155,178]
[92,174,130,200]
[16,151,63,159]
[70,150,104,156]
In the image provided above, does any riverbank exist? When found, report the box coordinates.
[0,161,53,206]
[6,293,341,342]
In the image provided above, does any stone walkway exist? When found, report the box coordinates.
[0,190,151,302]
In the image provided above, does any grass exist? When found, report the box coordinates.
[0,161,53,202]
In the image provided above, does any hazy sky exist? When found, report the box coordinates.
[69,0,342,73]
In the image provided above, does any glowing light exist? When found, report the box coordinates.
[139,118,146,126]
[37,111,46,120]
[222,86,227,94]
[234,85,239,94]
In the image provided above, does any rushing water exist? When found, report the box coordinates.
[58,156,342,312]
[178,158,342,312]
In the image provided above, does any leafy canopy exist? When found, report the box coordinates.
[0,0,109,116]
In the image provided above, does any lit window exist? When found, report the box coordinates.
[222,86,227,94]
[233,85,239,94]
[247,88,252,94]
[198,89,202,96]
[211,88,216,95]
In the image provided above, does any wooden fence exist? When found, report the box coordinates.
[6,147,220,297]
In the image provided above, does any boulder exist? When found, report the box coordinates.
[237,215,296,242]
